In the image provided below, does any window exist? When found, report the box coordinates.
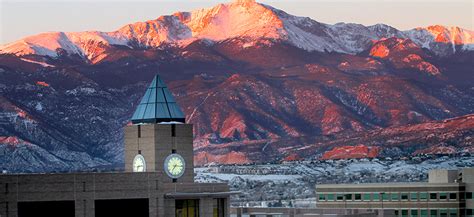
[466,192,473,199]
[171,124,176,137]
[391,193,399,201]
[355,194,361,201]
[440,209,448,217]
[420,192,428,200]
[345,194,352,200]
[382,193,390,201]
[410,193,418,201]
[449,193,456,200]
[337,194,344,201]
[363,193,371,201]
[411,209,418,217]
[430,193,437,200]
[402,210,409,217]
[176,199,199,217]
[327,194,334,201]
[373,193,380,201]
[401,193,409,200]
[430,210,438,217]
[318,194,326,201]
[213,198,225,217]
[466,209,473,215]
[449,209,457,217]
[439,193,447,200]
[395,210,399,216]
[420,210,428,217]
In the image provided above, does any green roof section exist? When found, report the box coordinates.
[131,74,185,124]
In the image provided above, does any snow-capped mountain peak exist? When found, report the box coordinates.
[1,1,473,62]
[403,25,474,56]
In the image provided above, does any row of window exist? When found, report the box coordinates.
[317,192,473,202]
[394,209,460,217]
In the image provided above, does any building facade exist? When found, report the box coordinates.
[0,75,234,217]
[316,168,474,217]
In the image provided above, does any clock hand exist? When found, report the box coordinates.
[172,164,177,173]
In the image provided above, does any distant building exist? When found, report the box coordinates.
[0,75,235,217]
[316,168,474,217]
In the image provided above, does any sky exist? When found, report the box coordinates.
[0,0,473,44]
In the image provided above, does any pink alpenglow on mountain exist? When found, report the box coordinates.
[322,145,380,160]
[1,0,473,63]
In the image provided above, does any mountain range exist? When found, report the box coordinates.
[0,0,473,172]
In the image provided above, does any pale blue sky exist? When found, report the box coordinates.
[1,0,473,44]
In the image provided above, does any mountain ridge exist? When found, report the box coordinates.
[1,0,473,62]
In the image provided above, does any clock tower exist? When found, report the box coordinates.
[124,74,194,183]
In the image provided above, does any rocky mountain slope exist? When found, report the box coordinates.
[0,0,473,172]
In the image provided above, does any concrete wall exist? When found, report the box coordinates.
[428,169,459,183]
[462,168,474,183]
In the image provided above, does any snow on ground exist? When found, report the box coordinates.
[20,58,55,67]
[197,172,301,182]
[195,156,474,206]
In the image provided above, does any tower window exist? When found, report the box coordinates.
[137,125,141,138]
[171,124,176,137]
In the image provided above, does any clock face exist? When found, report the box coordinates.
[164,153,185,179]
[132,154,146,172]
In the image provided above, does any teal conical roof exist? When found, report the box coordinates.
[131,75,185,124]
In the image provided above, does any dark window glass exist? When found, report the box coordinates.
[318,194,325,201]
[430,193,437,200]
[449,193,456,200]
[449,209,457,217]
[440,209,448,217]
[430,210,438,217]
[401,193,409,200]
[345,194,352,200]
[337,194,344,201]
[411,209,418,217]
[137,125,141,137]
[171,124,176,137]
[355,194,361,201]
[467,192,473,199]
[411,193,418,201]
[402,210,409,217]
[439,193,447,200]
[466,209,473,215]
